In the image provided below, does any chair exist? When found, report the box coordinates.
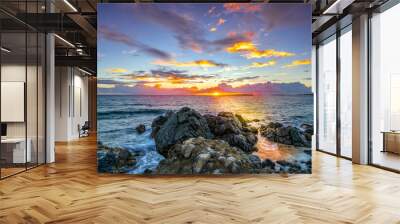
[78,121,90,138]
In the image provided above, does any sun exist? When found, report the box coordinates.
[212,92,221,96]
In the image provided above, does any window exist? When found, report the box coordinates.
[339,28,352,158]
[0,1,46,179]
[370,3,400,171]
[317,36,337,154]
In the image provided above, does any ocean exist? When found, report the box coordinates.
[97,95,314,173]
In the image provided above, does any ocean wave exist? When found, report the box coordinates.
[98,108,166,117]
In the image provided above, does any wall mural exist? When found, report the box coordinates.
[97,3,313,174]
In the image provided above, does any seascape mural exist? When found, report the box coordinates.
[97,3,313,174]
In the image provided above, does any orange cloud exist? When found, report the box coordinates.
[217,18,226,26]
[225,41,294,59]
[246,49,295,59]
[250,60,277,68]
[153,59,226,68]
[283,59,311,68]
[106,68,128,74]
[224,3,262,13]
[226,41,257,53]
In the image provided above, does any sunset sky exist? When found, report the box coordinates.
[98,3,312,95]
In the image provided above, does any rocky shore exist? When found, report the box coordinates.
[97,107,313,174]
[97,144,141,173]
[259,122,312,147]
[150,107,311,174]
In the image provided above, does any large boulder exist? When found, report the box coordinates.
[260,122,312,147]
[152,107,213,157]
[205,112,242,136]
[97,145,137,173]
[151,111,173,138]
[204,112,257,153]
[155,137,255,174]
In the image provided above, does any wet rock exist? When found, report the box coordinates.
[234,114,247,127]
[243,126,259,134]
[301,123,314,141]
[276,160,306,174]
[300,123,313,132]
[221,134,255,153]
[249,154,262,169]
[267,122,283,129]
[303,149,312,155]
[261,159,276,170]
[260,122,312,147]
[143,169,153,174]
[155,137,254,174]
[151,111,173,138]
[152,107,213,157]
[135,124,146,134]
[97,146,137,173]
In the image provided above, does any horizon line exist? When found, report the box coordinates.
[97,93,313,96]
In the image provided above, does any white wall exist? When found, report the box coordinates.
[1,63,46,164]
[1,65,26,138]
[54,67,89,141]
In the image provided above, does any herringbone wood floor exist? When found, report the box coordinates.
[1,136,400,224]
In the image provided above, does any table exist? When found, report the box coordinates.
[1,138,31,163]
[382,131,400,154]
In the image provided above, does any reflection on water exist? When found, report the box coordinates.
[255,132,309,162]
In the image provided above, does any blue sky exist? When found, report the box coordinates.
[97,3,311,95]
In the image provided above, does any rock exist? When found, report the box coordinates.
[135,124,146,134]
[267,122,283,129]
[261,159,276,170]
[152,107,213,157]
[144,169,153,174]
[151,111,174,138]
[243,126,258,134]
[155,137,254,174]
[97,146,137,173]
[248,154,262,169]
[205,112,257,153]
[194,153,211,173]
[224,156,236,168]
[218,111,234,118]
[234,114,247,127]
[260,122,312,147]
[276,160,305,173]
[182,143,195,159]
[300,123,313,132]
[221,134,256,153]
[301,123,314,141]
[288,127,308,147]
